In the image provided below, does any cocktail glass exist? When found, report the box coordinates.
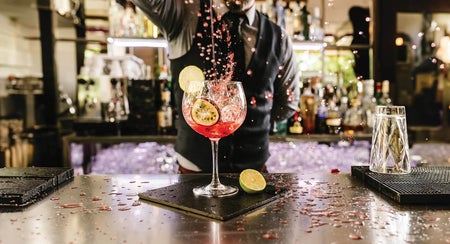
[182,80,247,197]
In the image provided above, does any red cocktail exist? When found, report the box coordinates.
[182,80,247,197]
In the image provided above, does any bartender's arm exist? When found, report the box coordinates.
[130,0,198,59]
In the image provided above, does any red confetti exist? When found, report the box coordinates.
[331,168,340,174]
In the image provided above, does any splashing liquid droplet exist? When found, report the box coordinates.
[250,96,257,107]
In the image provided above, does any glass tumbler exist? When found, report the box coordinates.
[369,106,411,174]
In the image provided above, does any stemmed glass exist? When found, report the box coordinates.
[182,80,247,197]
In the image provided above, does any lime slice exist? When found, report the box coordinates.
[239,169,266,194]
[179,65,205,93]
[191,98,220,126]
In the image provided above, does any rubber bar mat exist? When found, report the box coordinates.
[0,167,74,208]
[139,176,289,221]
[351,166,450,204]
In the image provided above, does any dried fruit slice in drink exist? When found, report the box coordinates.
[239,169,266,194]
[179,65,205,93]
[191,98,220,126]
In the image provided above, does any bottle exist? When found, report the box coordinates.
[374,81,382,103]
[157,88,173,135]
[299,0,310,41]
[342,98,367,135]
[361,79,376,132]
[288,110,303,135]
[275,0,286,29]
[378,80,392,105]
[300,87,316,134]
[284,7,294,37]
[339,96,349,118]
[271,119,288,135]
[315,99,328,134]
[109,0,124,37]
[309,7,324,41]
[121,1,138,37]
[326,100,342,134]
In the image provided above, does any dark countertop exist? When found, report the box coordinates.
[1,172,449,244]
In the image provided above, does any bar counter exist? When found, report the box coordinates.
[1,172,449,244]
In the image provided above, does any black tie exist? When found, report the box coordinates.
[223,12,246,80]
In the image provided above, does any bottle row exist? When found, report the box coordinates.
[76,75,177,135]
[274,79,392,136]
[107,0,325,42]
[76,71,391,137]
[108,0,164,39]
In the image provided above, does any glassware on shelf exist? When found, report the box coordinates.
[100,78,129,122]
[181,80,247,197]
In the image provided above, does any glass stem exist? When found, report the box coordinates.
[210,139,221,188]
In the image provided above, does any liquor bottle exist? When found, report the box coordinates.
[121,1,138,37]
[315,99,328,134]
[342,98,367,135]
[300,87,316,134]
[374,81,384,105]
[288,110,303,135]
[299,0,310,41]
[338,96,349,120]
[109,0,124,37]
[309,7,324,41]
[378,80,392,105]
[157,88,173,135]
[325,100,342,134]
[271,119,288,135]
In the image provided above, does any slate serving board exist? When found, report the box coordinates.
[139,176,290,221]
[351,165,450,204]
[0,167,74,208]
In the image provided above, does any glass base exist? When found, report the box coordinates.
[193,183,238,198]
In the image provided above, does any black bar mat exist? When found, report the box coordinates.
[139,176,289,221]
[0,167,74,208]
[351,166,450,204]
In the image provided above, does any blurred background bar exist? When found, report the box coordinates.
[0,0,450,170]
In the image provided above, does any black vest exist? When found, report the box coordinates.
[171,1,285,172]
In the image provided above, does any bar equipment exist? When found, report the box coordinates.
[369,105,411,174]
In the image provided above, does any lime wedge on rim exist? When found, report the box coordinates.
[239,169,266,194]
[191,98,220,126]
[179,65,205,93]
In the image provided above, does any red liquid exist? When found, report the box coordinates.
[187,120,243,139]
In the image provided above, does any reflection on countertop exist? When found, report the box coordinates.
[0,173,449,243]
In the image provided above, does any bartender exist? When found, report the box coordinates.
[132,0,300,173]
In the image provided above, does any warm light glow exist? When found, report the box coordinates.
[107,37,325,51]
[107,37,168,48]
[436,36,450,63]
[395,37,404,46]
[292,41,324,51]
